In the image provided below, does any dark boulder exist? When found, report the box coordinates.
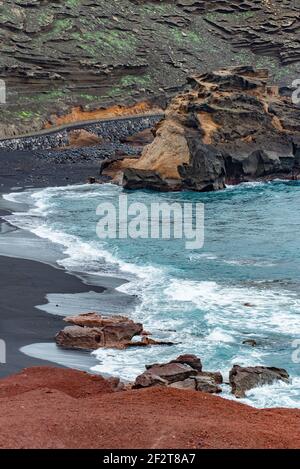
[133,371,168,389]
[170,354,203,372]
[56,313,143,350]
[134,355,223,394]
[122,168,172,191]
[199,371,223,385]
[243,339,257,347]
[229,365,289,398]
[145,363,197,384]
[56,325,105,351]
[195,375,222,394]
[126,337,175,347]
[169,378,197,390]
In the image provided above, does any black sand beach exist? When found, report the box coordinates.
[0,149,102,191]
[0,256,107,378]
[0,148,117,377]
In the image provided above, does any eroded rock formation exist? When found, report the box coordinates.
[56,313,143,350]
[103,66,300,191]
[55,312,174,350]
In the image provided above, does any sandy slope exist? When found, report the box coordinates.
[0,367,299,449]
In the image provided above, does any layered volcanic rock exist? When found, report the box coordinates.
[103,66,300,191]
[0,1,299,138]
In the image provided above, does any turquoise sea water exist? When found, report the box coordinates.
[4,180,300,408]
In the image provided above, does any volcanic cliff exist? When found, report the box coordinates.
[103,66,300,191]
[0,0,299,138]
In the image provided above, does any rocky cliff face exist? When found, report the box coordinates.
[103,66,300,191]
[0,0,299,138]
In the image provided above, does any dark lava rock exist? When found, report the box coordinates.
[229,365,290,398]
[145,363,197,384]
[199,371,223,385]
[169,378,197,390]
[134,354,223,394]
[56,325,107,351]
[133,371,168,389]
[243,339,258,347]
[195,375,222,394]
[171,354,203,372]
[56,313,175,351]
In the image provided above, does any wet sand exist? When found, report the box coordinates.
[0,147,119,377]
[0,255,108,378]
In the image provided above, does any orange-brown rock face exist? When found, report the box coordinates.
[103,66,300,192]
[66,129,102,148]
[46,102,162,128]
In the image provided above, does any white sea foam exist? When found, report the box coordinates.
[164,279,300,336]
[206,328,236,344]
[224,377,300,409]
[225,181,268,191]
[222,258,276,267]
[4,184,300,409]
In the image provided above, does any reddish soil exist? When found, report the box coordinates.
[45,102,162,128]
[0,367,299,449]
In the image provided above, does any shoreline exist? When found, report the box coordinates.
[0,192,135,378]
[0,144,135,377]
[0,253,110,378]
[0,123,299,410]
[0,176,300,451]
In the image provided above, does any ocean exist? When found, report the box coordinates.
[3,180,300,408]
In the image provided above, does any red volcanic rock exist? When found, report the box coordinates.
[135,362,197,388]
[0,367,299,449]
[0,367,122,399]
[138,355,222,394]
